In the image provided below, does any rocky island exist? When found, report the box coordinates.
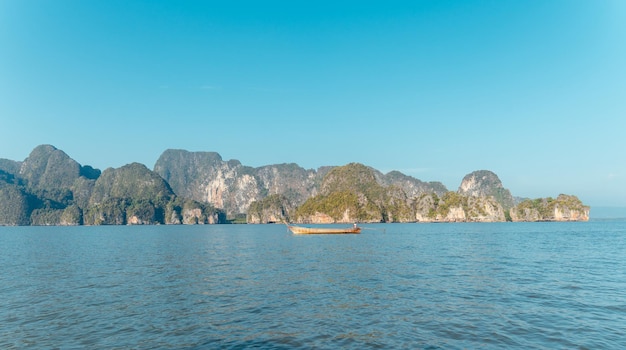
[0,145,589,226]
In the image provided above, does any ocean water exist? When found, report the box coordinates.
[1,222,625,349]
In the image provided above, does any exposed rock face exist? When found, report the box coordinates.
[293,164,511,224]
[510,194,589,222]
[154,150,260,217]
[81,163,225,225]
[414,193,437,222]
[154,151,454,223]
[60,205,82,225]
[414,192,506,222]
[306,212,343,224]
[294,163,436,223]
[381,171,448,198]
[0,144,592,225]
[154,150,325,218]
[552,206,589,221]
[182,208,204,224]
[458,170,515,210]
[254,164,321,206]
[163,200,215,224]
[179,203,222,224]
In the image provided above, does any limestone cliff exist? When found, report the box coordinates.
[84,163,224,225]
[458,170,515,210]
[154,150,454,223]
[293,164,511,224]
[295,164,384,223]
[381,170,448,198]
[0,145,592,225]
[154,150,325,218]
[414,192,506,222]
[0,145,102,226]
[155,150,262,217]
[295,163,420,223]
[510,194,589,222]
[254,163,321,206]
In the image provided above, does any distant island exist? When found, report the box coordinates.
[0,145,589,226]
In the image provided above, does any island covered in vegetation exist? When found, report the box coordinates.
[0,145,589,226]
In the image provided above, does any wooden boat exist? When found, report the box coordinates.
[287,224,361,234]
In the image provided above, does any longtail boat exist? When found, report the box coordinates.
[287,224,361,234]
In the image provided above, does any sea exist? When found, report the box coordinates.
[1,221,626,349]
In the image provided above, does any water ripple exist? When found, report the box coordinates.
[1,222,626,348]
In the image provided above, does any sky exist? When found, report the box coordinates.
[1,0,625,207]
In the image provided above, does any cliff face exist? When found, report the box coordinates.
[84,163,224,225]
[154,149,325,218]
[510,194,589,222]
[154,149,259,217]
[414,192,506,223]
[0,145,100,226]
[0,145,591,225]
[84,163,174,225]
[381,171,448,198]
[458,170,515,210]
[255,163,321,206]
[0,145,225,226]
[294,163,437,223]
[293,165,510,224]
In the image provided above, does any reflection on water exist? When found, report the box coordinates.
[1,222,626,349]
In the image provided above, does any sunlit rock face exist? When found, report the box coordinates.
[458,170,515,210]
[510,194,590,222]
[154,150,323,218]
[413,193,506,223]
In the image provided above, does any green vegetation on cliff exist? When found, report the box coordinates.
[458,170,515,210]
[84,163,224,225]
[247,194,292,223]
[510,194,589,221]
[295,190,382,222]
[0,145,591,225]
[320,163,381,195]
[90,163,174,205]
[413,192,505,222]
[295,163,415,223]
[19,145,82,190]
[0,182,32,225]
[0,146,226,226]
[0,159,21,176]
[293,164,508,223]
[432,192,467,218]
[154,149,225,199]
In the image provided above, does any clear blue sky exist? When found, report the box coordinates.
[1,0,625,207]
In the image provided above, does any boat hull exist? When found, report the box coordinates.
[287,225,361,234]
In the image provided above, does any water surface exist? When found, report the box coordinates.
[1,222,625,349]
